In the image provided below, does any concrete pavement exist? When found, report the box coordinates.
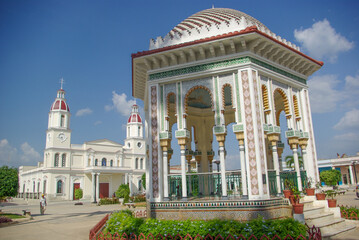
[0,198,130,240]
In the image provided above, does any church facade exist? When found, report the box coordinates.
[18,87,146,201]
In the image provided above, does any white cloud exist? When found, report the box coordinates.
[343,75,359,108]
[76,107,93,117]
[308,75,341,113]
[0,139,41,167]
[333,109,359,130]
[20,142,41,163]
[333,132,359,141]
[0,139,18,165]
[94,120,102,126]
[105,92,136,117]
[294,19,354,63]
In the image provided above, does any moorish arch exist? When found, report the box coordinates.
[273,88,291,126]
[184,85,213,114]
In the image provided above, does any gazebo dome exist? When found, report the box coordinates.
[169,8,269,37]
[148,7,289,50]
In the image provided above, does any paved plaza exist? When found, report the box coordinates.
[1,191,359,240]
[0,198,132,240]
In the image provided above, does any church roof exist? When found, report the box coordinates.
[50,88,70,112]
[51,99,70,112]
[127,104,142,123]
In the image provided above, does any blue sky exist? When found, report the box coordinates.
[0,0,358,168]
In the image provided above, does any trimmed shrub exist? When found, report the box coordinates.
[130,194,146,203]
[99,197,119,205]
[104,210,306,239]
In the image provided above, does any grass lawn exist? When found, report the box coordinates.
[0,213,26,219]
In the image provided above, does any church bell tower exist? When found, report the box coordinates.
[45,81,71,149]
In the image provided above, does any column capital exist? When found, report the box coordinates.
[215,132,227,147]
[287,137,299,149]
[160,138,171,151]
[299,138,308,149]
[267,133,280,145]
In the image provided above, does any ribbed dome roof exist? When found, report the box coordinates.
[50,89,70,112]
[170,8,269,37]
[127,104,142,123]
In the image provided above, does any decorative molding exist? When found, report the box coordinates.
[232,124,244,132]
[184,85,213,114]
[149,57,306,84]
[241,70,259,195]
[175,129,190,139]
[151,86,159,198]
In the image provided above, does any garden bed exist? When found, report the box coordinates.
[101,210,307,239]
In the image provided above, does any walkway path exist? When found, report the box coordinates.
[0,198,128,240]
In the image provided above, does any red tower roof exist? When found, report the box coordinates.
[128,113,142,123]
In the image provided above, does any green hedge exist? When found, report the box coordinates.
[104,210,306,239]
[99,197,119,205]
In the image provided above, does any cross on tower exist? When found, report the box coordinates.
[60,78,65,89]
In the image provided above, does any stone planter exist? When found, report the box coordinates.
[283,189,292,198]
[293,203,304,214]
[305,188,315,196]
[328,199,337,208]
[316,193,326,200]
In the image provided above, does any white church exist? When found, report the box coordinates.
[18,86,146,201]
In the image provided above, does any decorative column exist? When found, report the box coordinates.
[176,129,190,200]
[92,174,97,202]
[96,173,100,202]
[160,134,171,201]
[186,154,192,195]
[233,129,248,198]
[268,133,282,195]
[349,165,355,185]
[287,134,302,191]
[215,131,227,198]
[299,136,309,178]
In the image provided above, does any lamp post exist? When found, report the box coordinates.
[353,161,358,185]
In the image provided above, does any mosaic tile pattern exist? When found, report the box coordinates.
[241,70,259,195]
[252,70,267,194]
[151,86,159,198]
[149,57,306,84]
[150,199,291,221]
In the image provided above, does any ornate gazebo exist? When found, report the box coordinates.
[132,8,322,220]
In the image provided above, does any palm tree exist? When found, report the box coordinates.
[285,154,303,170]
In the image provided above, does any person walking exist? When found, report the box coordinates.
[40,194,47,215]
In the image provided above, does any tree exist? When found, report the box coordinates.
[320,169,341,187]
[141,173,146,190]
[74,188,83,200]
[0,166,18,199]
[285,154,303,170]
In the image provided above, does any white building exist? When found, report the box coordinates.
[18,87,146,201]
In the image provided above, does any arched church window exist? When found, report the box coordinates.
[60,115,65,127]
[61,154,66,167]
[135,158,139,169]
[57,180,63,194]
[33,181,35,192]
[140,158,143,169]
[95,159,98,166]
[102,158,107,166]
[54,153,59,167]
[138,126,141,136]
[110,160,113,167]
